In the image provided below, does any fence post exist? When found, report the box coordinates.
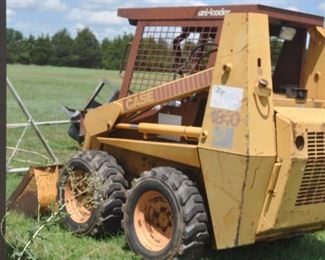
[0,0,7,257]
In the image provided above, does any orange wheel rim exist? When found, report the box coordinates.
[134,191,174,252]
[64,170,93,223]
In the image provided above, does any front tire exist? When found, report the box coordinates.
[58,150,127,236]
[122,167,210,259]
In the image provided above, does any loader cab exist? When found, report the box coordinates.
[114,5,324,142]
[269,23,322,101]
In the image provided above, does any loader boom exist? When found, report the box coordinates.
[83,68,213,149]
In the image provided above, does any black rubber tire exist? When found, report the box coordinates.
[58,150,128,236]
[122,167,210,259]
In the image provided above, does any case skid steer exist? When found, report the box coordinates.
[8,4,325,259]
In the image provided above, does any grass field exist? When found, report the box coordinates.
[5,64,325,259]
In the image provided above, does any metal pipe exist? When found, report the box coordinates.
[115,123,206,140]
[7,167,30,173]
[6,120,71,129]
[7,78,59,164]
[6,146,50,161]
[6,120,30,168]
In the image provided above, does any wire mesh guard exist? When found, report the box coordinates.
[129,26,217,93]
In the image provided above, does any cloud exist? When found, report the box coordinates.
[6,8,16,19]
[285,6,299,12]
[77,0,207,10]
[78,0,122,11]
[42,0,67,11]
[10,21,53,37]
[102,25,136,39]
[68,8,125,26]
[7,0,67,11]
[68,22,135,41]
[66,0,208,36]
[75,23,86,32]
[143,0,207,6]
[7,0,35,9]
[231,0,289,5]
[66,0,207,40]
[318,2,325,12]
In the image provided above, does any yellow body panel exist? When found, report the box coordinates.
[257,107,325,238]
[97,137,201,167]
[84,102,122,149]
[198,13,276,248]
[199,150,274,248]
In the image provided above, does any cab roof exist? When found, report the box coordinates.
[118,4,324,28]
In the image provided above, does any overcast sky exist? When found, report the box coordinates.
[7,0,325,41]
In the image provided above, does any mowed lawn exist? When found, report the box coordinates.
[5,64,325,259]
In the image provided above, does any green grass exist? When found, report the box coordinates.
[5,64,325,259]
[5,214,137,260]
[6,64,138,259]
[7,64,120,167]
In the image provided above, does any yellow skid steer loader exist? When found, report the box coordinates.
[8,4,325,259]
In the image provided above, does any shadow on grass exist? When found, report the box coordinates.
[6,243,24,260]
[97,231,325,260]
[4,210,324,260]
[205,234,325,260]
[6,245,14,259]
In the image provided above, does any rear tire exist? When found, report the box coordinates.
[122,167,210,259]
[58,150,127,236]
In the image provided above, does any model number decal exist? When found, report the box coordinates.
[211,110,240,127]
[210,109,240,149]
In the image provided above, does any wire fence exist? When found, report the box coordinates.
[6,78,69,173]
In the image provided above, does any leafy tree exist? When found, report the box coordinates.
[6,27,136,70]
[101,33,133,70]
[73,28,101,68]
[30,35,53,65]
[101,38,113,69]
[17,36,34,64]
[51,29,74,66]
[6,28,24,63]
[155,38,171,70]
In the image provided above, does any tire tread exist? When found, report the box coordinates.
[59,150,127,236]
[123,166,210,259]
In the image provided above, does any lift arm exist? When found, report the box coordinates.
[83,68,213,149]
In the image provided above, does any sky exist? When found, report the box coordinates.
[6,0,325,41]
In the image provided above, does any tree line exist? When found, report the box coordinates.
[6,28,134,69]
